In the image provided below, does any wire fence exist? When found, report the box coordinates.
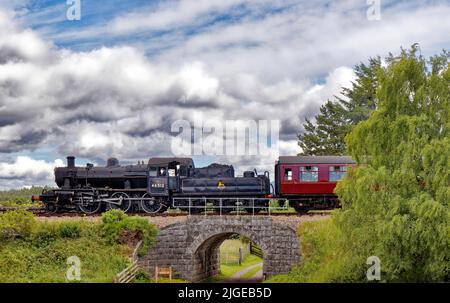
[220,242,251,265]
[172,197,288,216]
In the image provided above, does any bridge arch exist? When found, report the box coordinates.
[139,216,300,282]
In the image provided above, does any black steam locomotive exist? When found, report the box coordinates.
[33,156,271,214]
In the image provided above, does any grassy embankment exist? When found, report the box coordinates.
[0,209,157,282]
[266,217,360,282]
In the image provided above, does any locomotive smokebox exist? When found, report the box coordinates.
[67,156,75,168]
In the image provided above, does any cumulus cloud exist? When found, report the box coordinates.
[0,0,449,189]
[0,156,63,189]
[0,9,353,159]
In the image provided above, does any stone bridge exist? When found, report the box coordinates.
[138,216,301,282]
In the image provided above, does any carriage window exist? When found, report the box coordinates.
[284,168,293,181]
[300,166,318,182]
[329,166,347,181]
[149,167,157,177]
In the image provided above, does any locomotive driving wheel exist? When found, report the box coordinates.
[45,202,58,214]
[107,192,132,213]
[77,195,101,214]
[140,194,163,214]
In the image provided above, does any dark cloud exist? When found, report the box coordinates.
[0,47,26,64]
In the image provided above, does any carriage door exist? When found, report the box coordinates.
[148,166,169,196]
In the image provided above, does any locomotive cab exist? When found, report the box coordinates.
[147,157,194,197]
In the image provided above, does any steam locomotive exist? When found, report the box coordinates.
[32,155,355,214]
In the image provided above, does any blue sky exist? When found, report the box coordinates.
[0,0,449,189]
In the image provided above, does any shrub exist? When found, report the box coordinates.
[100,210,158,255]
[32,223,59,246]
[0,210,36,240]
[58,222,81,238]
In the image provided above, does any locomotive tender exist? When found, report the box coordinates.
[33,155,355,214]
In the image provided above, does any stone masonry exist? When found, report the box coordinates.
[138,216,300,282]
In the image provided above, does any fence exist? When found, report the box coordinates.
[114,240,142,283]
[220,242,250,265]
[250,242,263,258]
[172,197,288,216]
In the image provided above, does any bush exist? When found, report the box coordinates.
[100,210,158,255]
[31,223,59,246]
[58,222,82,239]
[0,210,36,240]
[0,219,130,282]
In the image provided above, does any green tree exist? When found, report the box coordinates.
[298,101,347,155]
[335,46,450,282]
[298,57,381,155]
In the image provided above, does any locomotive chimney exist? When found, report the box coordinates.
[67,156,75,168]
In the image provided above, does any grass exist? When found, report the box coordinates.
[0,210,158,283]
[0,221,130,282]
[206,254,263,282]
[0,187,45,208]
[220,239,244,264]
[265,218,364,283]
[150,278,187,283]
[241,263,263,279]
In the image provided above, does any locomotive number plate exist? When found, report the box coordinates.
[151,183,165,188]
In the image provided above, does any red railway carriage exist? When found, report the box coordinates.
[275,156,356,212]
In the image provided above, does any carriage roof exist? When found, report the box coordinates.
[278,156,356,164]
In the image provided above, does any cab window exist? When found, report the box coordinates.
[149,167,157,177]
[329,166,346,181]
[300,166,318,182]
[158,167,167,176]
[178,165,187,176]
[284,168,293,181]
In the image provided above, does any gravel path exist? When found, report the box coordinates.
[222,262,264,283]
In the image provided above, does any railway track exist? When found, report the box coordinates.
[0,205,331,217]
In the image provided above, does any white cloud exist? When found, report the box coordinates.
[0,156,63,189]
[0,1,449,189]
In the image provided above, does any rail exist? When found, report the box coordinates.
[172,197,288,216]
[114,240,143,283]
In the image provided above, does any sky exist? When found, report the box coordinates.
[0,0,449,189]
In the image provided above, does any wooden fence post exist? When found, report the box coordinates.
[239,247,243,265]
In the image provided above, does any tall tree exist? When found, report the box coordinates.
[298,101,347,155]
[335,46,450,281]
[298,57,381,155]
